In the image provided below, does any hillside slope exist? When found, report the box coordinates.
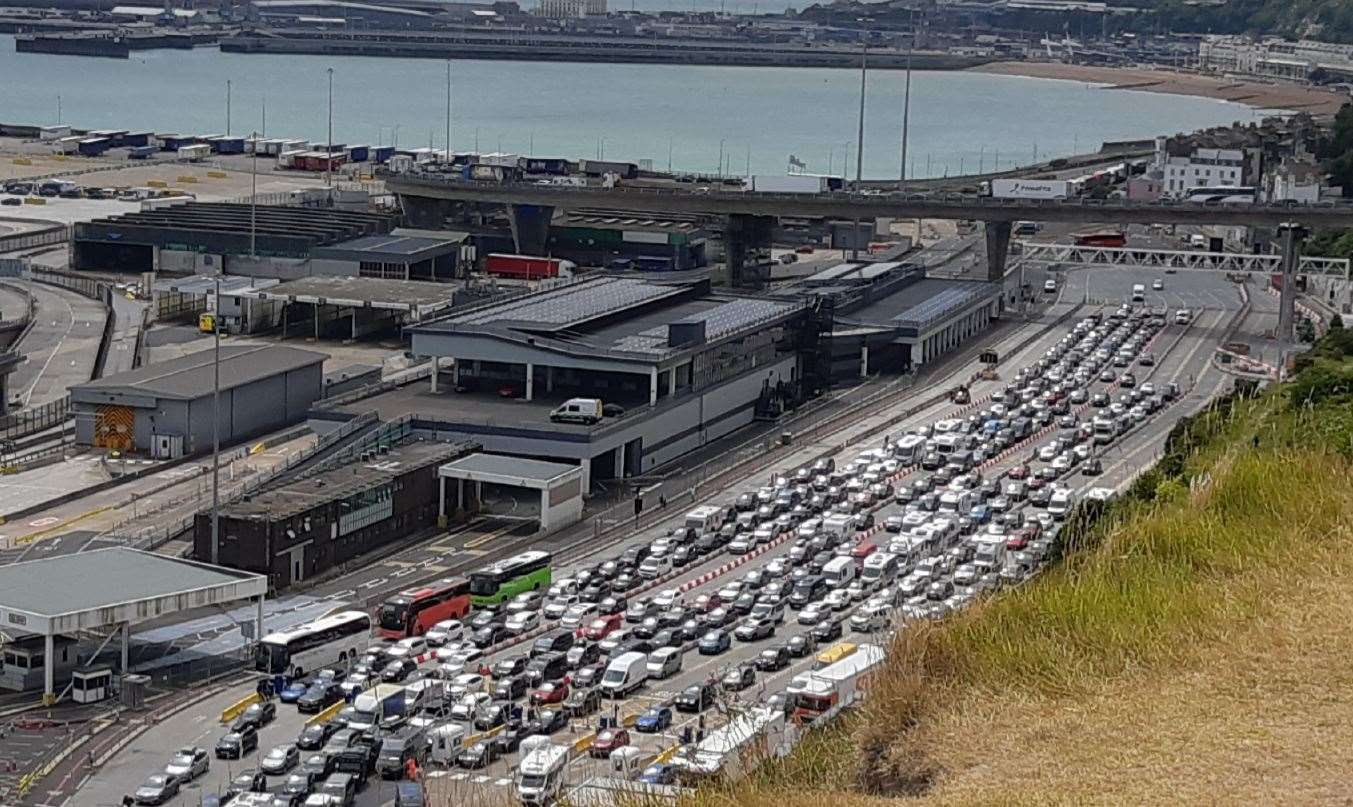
[685,331,1353,807]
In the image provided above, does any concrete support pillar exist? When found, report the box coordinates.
[525,363,534,402]
[438,475,446,520]
[508,204,555,256]
[43,632,53,703]
[120,622,129,675]
[545,365,554,394]
[668,368,676,397]
[452,361,460,387]
[860,344,869,378]
[985,220,1012,282]
[253,598,264,657]
[430,357,438,393]
[539,488,551,532]
[579,458,591,492]
[649,367,658,406]
[614,448,625,478]
[1276,223,1309,343]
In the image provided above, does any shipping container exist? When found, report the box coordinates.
[348,144,370,163]
[38,125,71,141]
[277,149,306,168]
[483,253,573,280]
[578,159,638,179]
[122,131,155,148]
[52,135,83,154]
[126,145,158,159]
[479,152,520,168]
[989,178,1072,199]
[523,156,571,176]
[77,137,111,156]
[371,145,396,164]
[280,139,308,153]
[88,129,128,146]
[746,174,833,193]
[159,134,193,152]
[469,164,521,183]
[176,143,211,162]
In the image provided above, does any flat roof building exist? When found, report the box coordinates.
[70,344,326,456]
[322,275,821,491]
[198,436,477,590]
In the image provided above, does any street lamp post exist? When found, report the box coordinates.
[251,130,258,258]
[325,67,334,188]
[210,273,221,565]
[226,80,232,136]
[445,59,452,163]
[899,9,913,184]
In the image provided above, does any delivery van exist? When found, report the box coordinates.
[550,398,603,425]
[600,651,647,698]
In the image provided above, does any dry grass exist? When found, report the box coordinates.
[680,387,1353,807]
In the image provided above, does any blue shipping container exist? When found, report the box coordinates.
[127,145,157,159]
[371,146,395,163]
[123,132,152,147]
[348,145,369,162]
[78,138,110,156]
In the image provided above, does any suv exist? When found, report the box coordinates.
[375,727,427,780]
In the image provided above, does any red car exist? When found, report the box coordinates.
[530,681,569,706]
[1026,475,1047,491]
[1007,465,1030,480]
[582,614,622,641]
[1005,529,1032,551]
[692,593,722,613]
[589,728,630,759]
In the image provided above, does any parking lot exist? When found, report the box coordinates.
[69,276,1240,807]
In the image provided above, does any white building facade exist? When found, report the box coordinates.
[1159,146,1246,199]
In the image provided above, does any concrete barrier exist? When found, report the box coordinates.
[305,699,345,727]
[220,691,260,724]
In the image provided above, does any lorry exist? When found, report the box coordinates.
[483,253,574,281]
[177,143,211,162]
[349,683,409,732]
[745,174,834,194]
[515,742,570,805]
[988,178,1072,200]
[549,397,603,425]
[670,706,787,782]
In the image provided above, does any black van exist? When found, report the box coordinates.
[531,629,574,658]
[525,651,569,685]
[619,544,651,566]
[375,727,427,780]
[789,576,827,609]
[332,747,375,783]
[319,772,358,806]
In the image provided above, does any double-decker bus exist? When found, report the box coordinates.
[254,610,370,675]
[469,550,553,607]
[1073,230,1127,248]
[376,577,472,640]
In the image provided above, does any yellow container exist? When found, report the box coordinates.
[11,158,32,165]
[207,170,227,179]
[146,180,167,188]
[176,175,198,184]
[23,197,46,205]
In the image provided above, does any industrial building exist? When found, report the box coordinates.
[319,275,820,490]
[70,204,475,281]
[438,453,585,534]
[545,209,710,271]
[70,344,325,455]
[786,260,1002,379]
[195,436,477,590]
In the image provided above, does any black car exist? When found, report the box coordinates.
[612,572,640,592]
[563,686,603,718]
[215,726,259,759]
[225,769,268,798]
[297,683,343,714]
[277,772,316,802]
[492,674,529,701]
[721,663,756,692]
[297,722,339,751]
[474,704,508,732]
[456,741,500,769]
[381,658,418,683]
[491,721,532,755]
[675,681,718,713]
[811,619,843,643]
[493,655,530,679]
[472,624,508,648]
[469,611,500,631]
[580,582,611,603]
[565,642,602,670]
[785,634,817,658]
[598,596,627,616]
[531,708,568,735]
[755,645,791,672]
[231,701,276,732]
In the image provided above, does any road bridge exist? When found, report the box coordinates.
[1017,242,1353,277]
[384,171,1353,339]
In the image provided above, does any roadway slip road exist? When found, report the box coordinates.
[60,270,1247,806]
[0,279,104,408]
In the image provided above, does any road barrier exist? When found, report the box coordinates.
[219,692,260,724]
[305,699,345,727]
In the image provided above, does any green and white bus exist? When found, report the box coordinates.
[470,550,553,606]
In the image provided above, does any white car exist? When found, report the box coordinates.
[1037,444,1058,462]
[506,592,543,614]
[1051,453,1073,471]
[823,589,853,612]
[638,554,672,580]
[388,637,427,659]
[717,582,743,602]
[543,595,578,620]
[652,589,682,610]
[434,641,481,664]
[1152,279,1164,290]
[1044,278,1057,293]
[560,603,598,630]
[450,693,491,721]
[797,602,828,625]
[339,672,370,695]
[447,673,485,699]
[504,610,540,635]
[424,620,463,647]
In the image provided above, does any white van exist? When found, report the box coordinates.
[600,651,648,698]
[893,434,927,465]
[933,433,964,456]
[517,743,570,805]
[646,647,683,679]
[1131,284,1146,302]
[820,514,854,539]
[1048,488,1075,519]
[860,552,900,586]
[550,397,603,425]
[823,556,856,588]
[937,490,972,514]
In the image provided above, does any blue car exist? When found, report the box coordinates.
[698,630,730,656]
[968,505,992,525]
[635,706,672,733]
[278,680,309,704]
[639,763,676,785]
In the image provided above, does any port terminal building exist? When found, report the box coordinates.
[317,275,823,491]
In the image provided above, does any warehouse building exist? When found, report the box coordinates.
[319,275,823,491]
[196,436,477,590]
[70,204,464,281]
[70,345,325,456]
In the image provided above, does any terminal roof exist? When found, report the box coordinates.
[0,547,266,633]
[73,344,326,401]
[440,453,580,484]
[839,278,999,335]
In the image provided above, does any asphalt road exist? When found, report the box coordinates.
[1,278,104,408]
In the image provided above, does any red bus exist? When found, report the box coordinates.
[1073,231,1127,248]
[376,577,472,640]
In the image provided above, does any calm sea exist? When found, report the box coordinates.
[1,35,1271,178]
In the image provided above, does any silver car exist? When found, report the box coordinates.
[164,746,209,781]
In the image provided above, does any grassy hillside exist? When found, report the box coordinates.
[682,328,1353,807]
[1131,0,1353,44]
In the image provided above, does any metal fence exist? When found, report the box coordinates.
[0,225,68,255]
[0,396,69,442]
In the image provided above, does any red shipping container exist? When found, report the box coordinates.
[484,253,562,280]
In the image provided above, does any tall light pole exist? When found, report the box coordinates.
[250,130,258,258]
[899,9,914,185]
[444,59,452,163]
[852,40,868,260]
[56,94,61,124]
[325,67,334,188]
[717,139,725,176]
[210,272,221,565]
[226,79,232,136]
